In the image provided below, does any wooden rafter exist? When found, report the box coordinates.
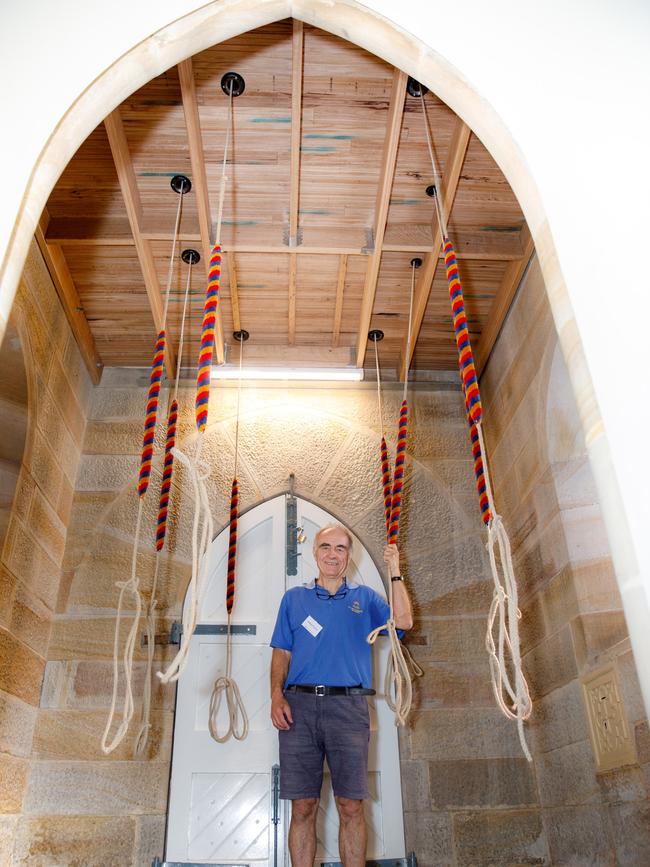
[44,220,523,260]
[285,21,304,349]
[398,117,471,381]
[475,224,535,375]
[289,20,304,247]
[288,255,297,344]
[44,220,523,261]
[104,109,176,375]
[35,209,103,384]
[332,255,348,348]
[178,57,225,365]
[355,68,408,368]
[178,59,212,251]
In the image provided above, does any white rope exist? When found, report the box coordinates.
[157,437,213,684]
[158,79,235,687]
[103,178,186,755]
[367,263,422,726]
[233,332,244,474]
[162,187,185,326]
[417,86,531,758]
[373,338,384,434]
[403,259,416,401]
[134,253,196,757]
[477,421,533,761]
[367,614,422,727]
[101,499,144,754]
[208,336,249,742]
[133,556,159,756]
[172,258,195,403]
[215,82,234,245]
[418,92,448,242]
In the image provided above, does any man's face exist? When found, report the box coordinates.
[314,528,351,581]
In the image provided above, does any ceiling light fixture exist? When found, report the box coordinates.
[210,366,364,382]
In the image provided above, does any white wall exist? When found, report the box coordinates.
[1,0,649,709]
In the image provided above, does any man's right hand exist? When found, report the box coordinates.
[271,693,293,730]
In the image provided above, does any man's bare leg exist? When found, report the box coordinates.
[289,797,319,867]
[336,797,367,867]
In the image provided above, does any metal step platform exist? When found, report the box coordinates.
[152,855,418,867]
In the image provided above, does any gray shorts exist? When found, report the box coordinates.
[278,691,370,801]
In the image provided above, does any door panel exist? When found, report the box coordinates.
[188,773,271,862]
[166,495,405,865]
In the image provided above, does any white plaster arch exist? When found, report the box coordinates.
[0,0,647,715]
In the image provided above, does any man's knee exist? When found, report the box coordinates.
[291,797,319,822]
[335,796,364,822]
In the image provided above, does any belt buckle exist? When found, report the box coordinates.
[315,684,326,696]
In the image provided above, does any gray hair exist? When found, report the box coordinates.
[313,523,354,553]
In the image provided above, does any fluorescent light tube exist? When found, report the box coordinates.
[210,366,364,382]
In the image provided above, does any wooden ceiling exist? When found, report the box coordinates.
[37,20,533,385]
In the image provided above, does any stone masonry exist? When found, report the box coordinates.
[0,243,648,864]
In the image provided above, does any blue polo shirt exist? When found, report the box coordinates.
[270,581,391,688]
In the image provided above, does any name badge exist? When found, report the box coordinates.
[302,615,322,637]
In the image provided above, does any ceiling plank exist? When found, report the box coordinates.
[35,209,103,384]
[355,68,408,368]
[289,20,304,247]
[104,108,176,375]
[398,117,471,381]
[178,57,225,365]
[331,254,348,348]
[227,252,241,334]
[475,223,535,376]
[288,254,297,344]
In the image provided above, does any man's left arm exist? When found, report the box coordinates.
[383,543,413,630]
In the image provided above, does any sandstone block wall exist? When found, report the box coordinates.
[0,241,92,865]
[480,255,650,865]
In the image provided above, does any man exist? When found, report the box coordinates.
[270,523,413,867]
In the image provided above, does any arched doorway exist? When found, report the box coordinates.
[167,494,404,865]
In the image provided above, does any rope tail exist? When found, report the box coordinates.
[367,396,421,726]
[208,330,249,743]
[158,236,223,685]
[208,486,248,744]
[444,236,532,761]
[102,328,165,754]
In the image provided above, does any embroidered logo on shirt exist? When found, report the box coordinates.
[302,615,322,637]
[349,600,363,614]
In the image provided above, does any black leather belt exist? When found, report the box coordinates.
[286,684,375,696]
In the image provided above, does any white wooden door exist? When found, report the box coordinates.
[166,495,405,865]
